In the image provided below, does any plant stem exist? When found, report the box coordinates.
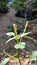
[18,57,21,65]
[17,50,21,65]
[20,21,29,42]
[24,21,29,33]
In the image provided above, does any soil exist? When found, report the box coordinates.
[0,7,37,53]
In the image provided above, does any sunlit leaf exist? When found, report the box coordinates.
[14,42,26,49]
[5,35,20,44]
[0,58,10,65]
[30,51,37,61]
[6,32,15,36]
[20,32,31,38]
[6,37,15,44]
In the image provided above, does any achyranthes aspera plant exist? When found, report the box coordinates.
[0,21,37,65]
[5,21,31,58]
[5,21,37,64]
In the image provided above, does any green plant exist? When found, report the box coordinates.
[32,0,37,8]
[0,0,8,5]
[11,0,26,10]
[30,51,37,65]
[0,21,37,65]
[0,58,10,65]
[5,21,31,65]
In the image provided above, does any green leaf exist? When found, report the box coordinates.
[5,32,31,44]
[6,32,15,36]
[14,42,26,49]
[0,58,10,65]
[6,37,15,44]
[30,51,37,61]
[20,32,31,38]
[5,35,20,44]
